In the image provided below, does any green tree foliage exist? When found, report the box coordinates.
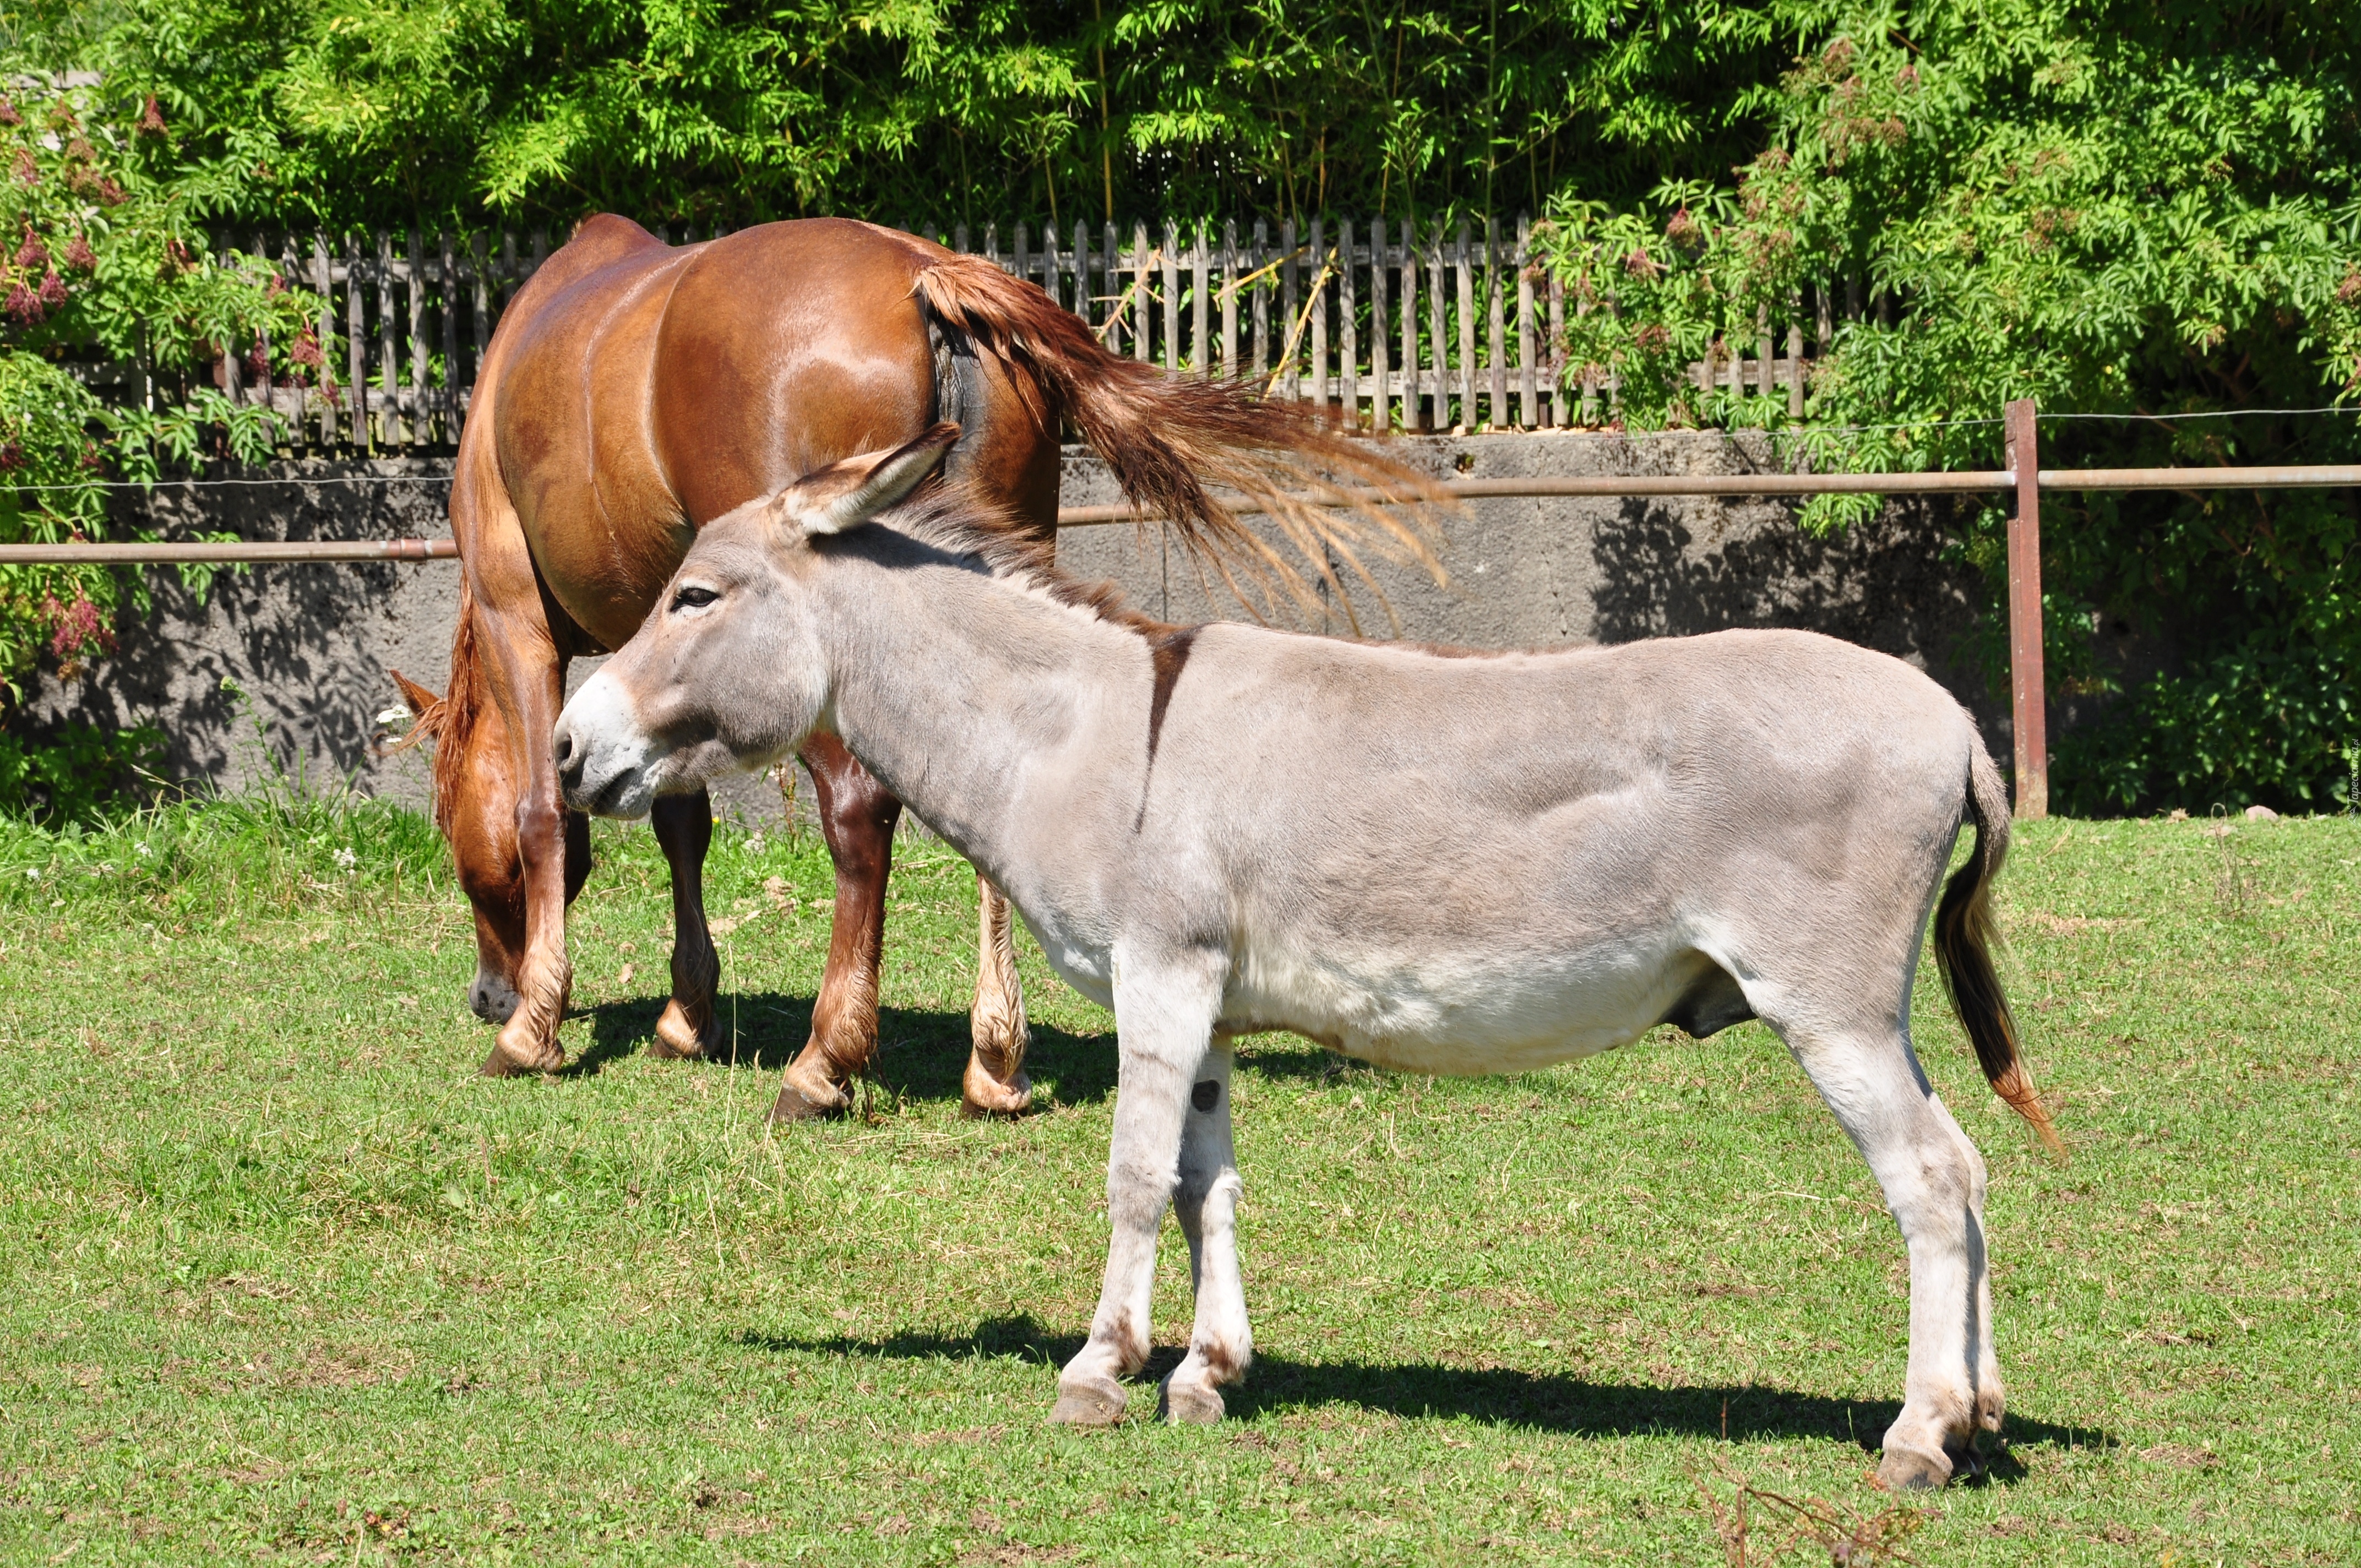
[27,0,1820,230]
[1542,1,2361,814]
[0,73,324,692]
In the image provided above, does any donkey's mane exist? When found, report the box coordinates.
[875,481,1171,637]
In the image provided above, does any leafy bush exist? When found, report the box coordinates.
[2053,639,2359,817]
[0,720,161,824]
[0,73,327,692]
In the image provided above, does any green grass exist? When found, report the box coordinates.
[0,799,2355,1564]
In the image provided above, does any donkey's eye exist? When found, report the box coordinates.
[671,585,720,611]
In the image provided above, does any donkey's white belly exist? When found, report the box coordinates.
[1216,928,1704,1074]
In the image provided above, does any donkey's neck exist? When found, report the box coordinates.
[814,544,1143,881]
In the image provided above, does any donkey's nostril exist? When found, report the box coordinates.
[551,723,580,783]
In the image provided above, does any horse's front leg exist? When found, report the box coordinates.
[771,734,899,1120]
[480,645,574,1077]
[1052,946,1225,1426]
[962,876,1033,1116]
[1161,1039,1250,1423]
[648,788,723,1061]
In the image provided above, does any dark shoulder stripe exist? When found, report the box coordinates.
[1146,625,1201,770]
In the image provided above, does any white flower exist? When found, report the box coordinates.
[134,842,153,857]
[24,868,38,881]
[374,706,414,727]
[333,847,358,872]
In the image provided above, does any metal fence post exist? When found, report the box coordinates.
[2005,396,2048,819]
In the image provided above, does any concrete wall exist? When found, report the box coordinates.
[29,433,2004,823]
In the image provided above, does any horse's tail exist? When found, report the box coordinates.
[910,249,1449,629]
[387,576,485,835]
[1932,740,2064,1156]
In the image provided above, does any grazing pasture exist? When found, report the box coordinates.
[0,801,2354,1563]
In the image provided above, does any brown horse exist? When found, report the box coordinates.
[397,215,1435,1119]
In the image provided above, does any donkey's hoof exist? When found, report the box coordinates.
[1876,1442,1955,1492]
[769,1076,850,1123]
[1049,1375,1127,1428]
[960,1061,1035,1119]
[1158,1377,1225,1425]
[650,999,722,1061]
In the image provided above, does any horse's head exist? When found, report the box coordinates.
[552,423,958,818]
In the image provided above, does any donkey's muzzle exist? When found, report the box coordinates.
[550,713,597,811]
[550,678,659,819]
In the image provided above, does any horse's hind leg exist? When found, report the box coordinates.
[1775,1012,2001,1489]
[771,734,898,1120]
[962,876,1033,1116]
[648,789,723,1061]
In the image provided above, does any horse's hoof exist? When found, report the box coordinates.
[769,1076,849,1123]
[1876,1442,1955,1492]
[1049,1376,1127,1428]
[1158,1377,1225,1425]
[960,1063,1035,1119]
[650,999,722,1061]
[479,1041,554,1078]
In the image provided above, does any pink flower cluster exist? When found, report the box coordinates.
[39,591,111,662]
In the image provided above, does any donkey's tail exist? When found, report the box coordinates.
[1933,741,2064,1156]
[910,249,1449,630]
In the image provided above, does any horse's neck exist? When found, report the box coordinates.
[818,553,1136,862]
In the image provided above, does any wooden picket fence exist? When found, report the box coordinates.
[186,217,1838,453]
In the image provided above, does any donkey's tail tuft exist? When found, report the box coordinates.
[911,250,1450,632]
[1933,741,2064,1157]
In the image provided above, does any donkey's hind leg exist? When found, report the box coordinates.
[962,876,1034,1117]
[648,789,723,1061]
[1160,1041,1250,1424]
[771,734,899,1120]
[1777,1015,2001,1490]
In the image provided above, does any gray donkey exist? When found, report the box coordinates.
[551,426,2060,1490]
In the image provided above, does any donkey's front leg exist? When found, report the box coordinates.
[1051,950,1223,1427]
[1160,1040,1250,1424]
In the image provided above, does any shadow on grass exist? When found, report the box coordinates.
[735,1314,2107,1474]
[567,994,1120,1104]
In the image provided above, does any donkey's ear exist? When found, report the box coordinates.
[771,423,960,538]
